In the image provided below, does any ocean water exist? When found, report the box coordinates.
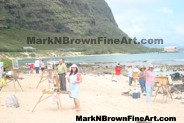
[18,51,184,66]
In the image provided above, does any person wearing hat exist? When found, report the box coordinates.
[139,66,146,95]
[144,65,156,102]
[57,59,67,91]
[68,64,82,111]
[115,63,122,82]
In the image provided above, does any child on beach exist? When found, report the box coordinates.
[67,64,82,111]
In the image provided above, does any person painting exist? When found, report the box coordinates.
[139,66,146,95]
[57,59,67,92]
[115,63,122,82]
[126,65,133,86]
[144,65,156,102]
[68,64,82,111]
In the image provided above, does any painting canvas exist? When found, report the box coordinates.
[0,62,3,73]
[0,62,3,81]
[12,59,19,69]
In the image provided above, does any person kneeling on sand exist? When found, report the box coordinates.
[67,64,82,111]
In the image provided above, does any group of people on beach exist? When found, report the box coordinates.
[25,58,156,111]
[25,58,45,74]
[115,63,156,102]
[26,58,82,111]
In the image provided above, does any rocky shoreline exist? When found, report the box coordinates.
[75,62,184,75]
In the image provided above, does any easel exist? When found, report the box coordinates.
[32,66,68,112]
[36,69,53,88]
[132,72,139,88]
[0,69,23,92]
[154,76,173,103]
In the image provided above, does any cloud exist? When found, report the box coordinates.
[105,0,184,47]
[175,25,184,35]
[113,8,150,38]
[161,7,173,14]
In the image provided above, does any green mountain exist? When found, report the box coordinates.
[0,0,158,54]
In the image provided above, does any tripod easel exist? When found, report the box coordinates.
[32,66,68,112]
[154,76,173,103]
[36,69,53,88]
[0,69,23,92]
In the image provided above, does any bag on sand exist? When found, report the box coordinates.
[50,92,58,104]
[5,95,20,108]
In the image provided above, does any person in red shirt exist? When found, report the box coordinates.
[115,63,122,82]
[30,63,34,74]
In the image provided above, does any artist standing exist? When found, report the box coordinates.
[68,64,82,111]
[144,65,156,102]
[115,63,122,82]
[34,58,40,74]
[57,59,67,91]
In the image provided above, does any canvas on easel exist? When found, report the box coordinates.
[154,76,173,103]
[12,59,19,70]
[5,69,23,92]
[36,61,54,88]
[1,60,23,91]
[32,65,68,112]
[0,62,4,90]
[0,62,3,81]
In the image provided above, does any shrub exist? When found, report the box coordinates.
[0,58,12,71]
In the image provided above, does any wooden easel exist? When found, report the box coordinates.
[36,70,54,88]
[0,69,23,92]
[132,72,139,88]
[154,76,173,103]
[32,66,68,112]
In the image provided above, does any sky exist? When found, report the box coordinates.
[105,0,184,48]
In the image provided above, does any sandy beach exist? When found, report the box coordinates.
[0,72,184,123]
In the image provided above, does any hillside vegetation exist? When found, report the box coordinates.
[0,0,159,54]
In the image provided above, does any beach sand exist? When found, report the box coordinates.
[0,73,184,123]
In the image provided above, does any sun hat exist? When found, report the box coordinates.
[71,64,78,68]
[70,64,79,71]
